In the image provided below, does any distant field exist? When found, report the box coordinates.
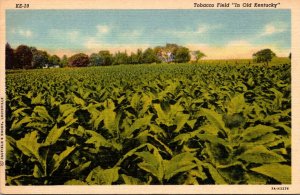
[5,60,291,185]
[199,57,290,66]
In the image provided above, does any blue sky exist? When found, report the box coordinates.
[6,10,291,59]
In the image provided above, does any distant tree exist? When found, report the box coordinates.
[30,47,37,53]
[153,46,165,62]
[154,44,189,63]
[99,50,113,66]
[143,48,159,64]
[14,45,33,69]
[61,55,68,67]
[162,43,179,63]
[89,53,102,66]
[252,48,276,66]
[129,52,139,64]
[174,46,190,63]
[193,50,206,62]
[68,53,89,67]
[136,49,143,64]
[32,50,49,68]
[113,51,128,65]
[5,43,15,69]
[48,55,61,67]
[289,52,291,60]
[165,43,179,54]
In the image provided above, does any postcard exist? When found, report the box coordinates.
[0,0,299,194]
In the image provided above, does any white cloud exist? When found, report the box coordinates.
[96,25,110,34]
[84,37,150,53]
[84,27,144,52]
[262,24,277,35]
[21,30,32,37]
[196,25,208,33]
[11,28,32,37]
[169,24,221,37]
[66,31,79,42]
[95,25,142,41]
[84,38,101,49]
[196,24,221,34]
[49,29,80,42]
[260,22,287,36]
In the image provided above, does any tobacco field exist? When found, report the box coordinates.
[5,62,291,185]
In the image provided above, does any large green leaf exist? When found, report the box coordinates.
[187,119,197,129]
[251,163,291,184]
[149,124,167,138]
[69,125,85,137]
[6,136,17,162]
[196,133,229,148]
[153,103,171,125]
[33,106,53,121]
[85,130,110,149]
[174,113,189,133]
[247,172,268,184]
[121,174,144,184]
[51,146,76,175]
[202,163,227,184]
[70,161,91,176]
[201,108,229,136]
[242,125,277,141]
[226,94,246,114]
[33,164,44,178]
[269,88,283,109]
[31,93,44,105]
[86,166,120,184]
[10,116,31,131]
[136,150,164,182]
[11,107,30,118]
[43,124,66,146]
[102,108,117,135]
[16,131,41,161]
[73,93,86,107]
[140,94,152,115]
[200,124,220,136]
[248,133,278,146]
[123,114,153,138]
[60,104,77,117]
[194,159,208,181]
[168,101,185,116]
[172,129,202,145]
[130,92,141,111]
[25,121,49,134]
[154,101,185,127]
[163,152,196,180]
[238,145,286,164]
[115,143,153,166]
[63,113,77,127]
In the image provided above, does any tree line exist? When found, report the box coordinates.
[6,42,288,70]
[5,43,208,69]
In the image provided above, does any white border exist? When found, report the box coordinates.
[0,0,299,194]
